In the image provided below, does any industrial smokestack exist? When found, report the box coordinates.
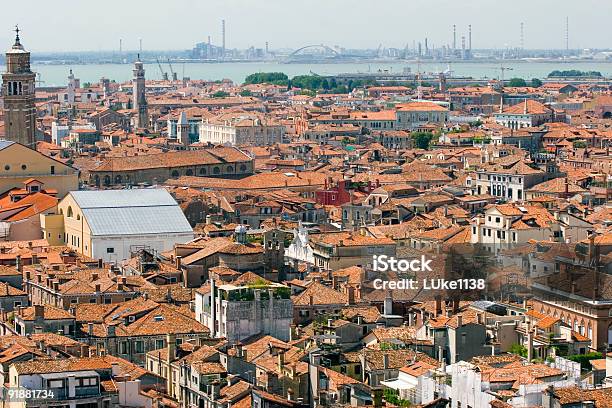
[468,25,472,50]
[565,16,569,51]
[221,19,226,58]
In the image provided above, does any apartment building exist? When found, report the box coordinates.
[309,231,395,271]
[470,204,592,249]
[395,102,449,130]
[474,160,545,202]
[195,278,293,342]
[199,113,285,146]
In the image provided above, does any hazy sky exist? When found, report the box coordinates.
[1,0,611,52]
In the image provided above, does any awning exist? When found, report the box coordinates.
[380,378,416,390]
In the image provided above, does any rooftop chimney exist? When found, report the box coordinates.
[347,286,355,305]
[34,305,44,319]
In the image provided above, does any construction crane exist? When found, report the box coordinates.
[167,59,178,81]
[35,73,45,87]
[495,65,513,86]
[156,58,168,81]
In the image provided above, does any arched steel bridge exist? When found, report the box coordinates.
[288,44,341,57]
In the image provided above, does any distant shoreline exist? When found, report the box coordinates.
[25,59,612,66]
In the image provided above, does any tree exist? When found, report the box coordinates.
[531,78,543,87]
[567,352,602,370]
[548,70,602,78]
[508,77,527,87]
[212,90,229,98]
[239,89,252,97]
[573,140,587,148]
[509,343,528,358]
[411,132,434,150]
[244,72,288,85]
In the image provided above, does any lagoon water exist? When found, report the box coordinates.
[2,60,612,87]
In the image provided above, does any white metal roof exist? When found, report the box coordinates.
[70,189,178,209]
[69,189,193,236]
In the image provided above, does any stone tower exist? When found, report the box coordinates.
[132,55,148,129]
[2,27,36,147]
[176,111,190,145]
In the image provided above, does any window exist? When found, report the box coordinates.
[21,165,27,170]
[134,340,144,353]
[156,339,164,349]
[48,379,65,388]
[4,165,9,171]
[106,247,115,254]
[120,341,128,354]
[77,377,98,387]
[50,166,55,175]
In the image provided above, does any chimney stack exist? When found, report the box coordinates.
[347,286,355,305]
[34,304,44,319]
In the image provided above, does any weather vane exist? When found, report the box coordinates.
[14,24,20,41]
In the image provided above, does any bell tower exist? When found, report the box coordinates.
[132,55,148,129]
[2,26,36,146]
